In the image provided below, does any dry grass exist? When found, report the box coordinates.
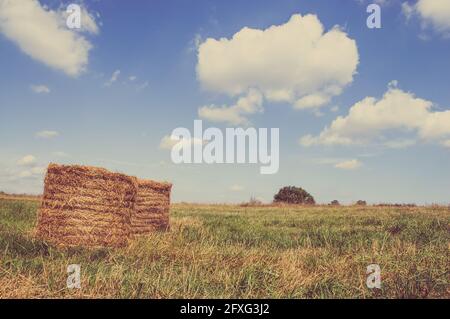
[0,199,448,298]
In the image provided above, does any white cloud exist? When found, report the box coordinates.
[31,84,50,94]
[402,0,450,35]
[300,82,450,148]
[159,135,204,150]
[197,13,359,114]
[334,159,362,170]
[229,184,245,192]
[104,70,120,86]
[17,155,36,167]
[35,130,59,139]
[129,75,137,81]
[198,89,263,125]
[136,81,149,91]
[0,0,98,76]
[295,93,332,110]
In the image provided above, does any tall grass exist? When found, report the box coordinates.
[0,199,448,298]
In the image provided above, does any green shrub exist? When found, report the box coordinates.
[273,186,315,205]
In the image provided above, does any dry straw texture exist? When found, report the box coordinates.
[36,163,137,248]
[132,179,172,235]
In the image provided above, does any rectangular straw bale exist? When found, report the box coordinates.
[36,163,137,248]
[132,179,172,235]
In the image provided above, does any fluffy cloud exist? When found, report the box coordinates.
[198,89,263,125]
[0,0,98,76]
[35,130,59,139]
[334,159,362,170]
[31,84,50,94]
[17,155,36,166]
[300,82,450,148]
[196,13,359,121]
[403,0,450,35]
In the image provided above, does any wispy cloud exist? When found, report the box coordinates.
[334,159,362,170]
[17,155,37,167]
[35,130,59,139]
[136,81,149,91]
[104,70,121,87]
[31,84,50,94]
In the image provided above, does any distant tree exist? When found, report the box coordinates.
[356,200,367,206]
[330,200,340,206]
[273,186,315,205]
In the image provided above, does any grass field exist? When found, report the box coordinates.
[0,198,448,298]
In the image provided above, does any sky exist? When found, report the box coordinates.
[0,0,449,204]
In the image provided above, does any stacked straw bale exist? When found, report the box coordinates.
[131,179,172,235]
[36,163,137,248]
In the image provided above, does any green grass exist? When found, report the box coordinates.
[0,199,448,298]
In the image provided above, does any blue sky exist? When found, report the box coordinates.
[1,0,449,204]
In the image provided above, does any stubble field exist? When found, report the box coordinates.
[0,198,448,298]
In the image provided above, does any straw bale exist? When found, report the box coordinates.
[131,179,172,235]
[36,163,137,248]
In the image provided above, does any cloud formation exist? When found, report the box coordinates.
[197,13,359,101]
[35,130,59,139]
[197,13,359,121]
[0,0,98,76]
[403,0,450,35]
[17,155,36,167]
[198,89,263,125]
[31,84,50,94]
[104,70,121,86]
[334,159,362,170]
[300,82,450,148]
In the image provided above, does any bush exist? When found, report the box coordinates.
[330,200,340,206]
[273,186,315,205]
[356,200,367,206]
